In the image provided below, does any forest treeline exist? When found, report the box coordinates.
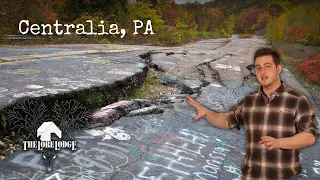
[0,0,319,46]
[0,0,319,84]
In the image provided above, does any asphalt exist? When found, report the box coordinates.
[0,37,319,180]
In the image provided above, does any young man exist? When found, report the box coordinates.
[187,48,317,180]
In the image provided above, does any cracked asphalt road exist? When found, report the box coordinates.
[0,36,319,180]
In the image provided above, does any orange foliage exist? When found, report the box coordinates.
[257,11,271,24]
[240,8,270,32]
[206,8,225,31]
[288,25,309,42]
[239,34,253,38]
[40,6,58,24]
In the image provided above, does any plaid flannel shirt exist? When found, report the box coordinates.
[227,83,318,180]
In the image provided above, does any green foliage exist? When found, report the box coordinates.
[2,0,320,46]
[1,114,6,130]
[128,70,160,99]
[219,15,235,37]
[156,27,183,46]
[127,2,164,34]
[0,28,14,35]
[64,0,128,23]
[195,31,221,39]
[72,12,109,37]
[266,18,284,42]
[266,2,320,45]
[145,70,160,85]
[176,19,188,30]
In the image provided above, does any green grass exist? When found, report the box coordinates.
[127,70,161,99]
[145,71,160,85]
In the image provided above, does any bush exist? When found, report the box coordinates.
[195,31,220,39]
[288,25,309,43]
[305,52,320,61]
[239,34,253,38]
[298,54,320,84]
[156,27,182,46]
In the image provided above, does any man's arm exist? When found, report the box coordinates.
[186,96,229,129]
[259,132,316,150]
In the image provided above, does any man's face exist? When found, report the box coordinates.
[255,55,282,87]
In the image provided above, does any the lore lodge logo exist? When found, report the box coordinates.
[23,121,77,151]
[6,99,91,173]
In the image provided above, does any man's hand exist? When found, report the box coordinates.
[259,136,283,150]
[186,96,209,120]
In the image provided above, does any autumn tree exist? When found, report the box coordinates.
[266,2,320,45]
[240,7,270,33]
[127,2,163,36]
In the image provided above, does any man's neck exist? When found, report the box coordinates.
[262,81,282,99]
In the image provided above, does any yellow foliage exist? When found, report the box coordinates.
[239,34,253,38]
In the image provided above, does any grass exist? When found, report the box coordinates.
[124,69,178,100]
[282,55,320,91]
[128,69,161,99]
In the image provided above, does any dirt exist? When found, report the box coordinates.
[0,133,23,159]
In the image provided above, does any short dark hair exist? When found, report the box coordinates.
[254,48,281,66]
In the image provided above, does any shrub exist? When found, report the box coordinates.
[288,25,309,43]
[298,56,320,84]
[305,52,320,61]
[156,26,182,46]
[239,34,253,38]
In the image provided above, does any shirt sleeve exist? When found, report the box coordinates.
[226,98,245,130]
[295,95,318,138]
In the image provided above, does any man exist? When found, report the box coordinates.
[187,48,317,180]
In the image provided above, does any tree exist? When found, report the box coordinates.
[127,2,164,34]
[240,7,270,33]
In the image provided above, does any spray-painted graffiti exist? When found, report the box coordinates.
[6,69,41,75]
[44,173,61,180]
[10,151,47,171]
[313,160,320,175]
[25,85,44,89]
[125,116,165,141]
[85,126,131,140]
[101,100,133,110]
[135,129,242,180]
[108,71,135,76]
[13,88,69,98]
[9,138,133,179]
[215,64,241,72]
[92,109,117,118]
[86,78,109,84]
[49,77,91,90]
[0,87,16,103]
[84,60,119,65]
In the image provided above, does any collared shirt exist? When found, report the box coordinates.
[227,83,318,180]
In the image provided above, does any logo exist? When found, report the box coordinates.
[7,99,91,173]
[23,122,77,151]
[38,122,61,141]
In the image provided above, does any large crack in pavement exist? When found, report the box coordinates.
[0,38,319,180]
